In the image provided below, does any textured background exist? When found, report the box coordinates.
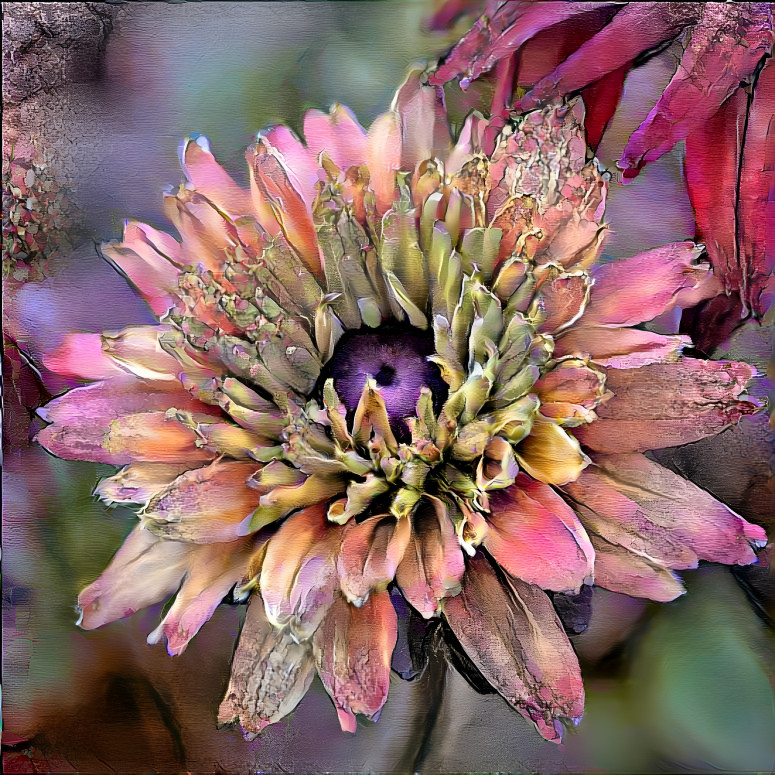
[3,3,774,772]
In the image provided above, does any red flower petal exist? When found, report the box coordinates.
[443,552,584,742]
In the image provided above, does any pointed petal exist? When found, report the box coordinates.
[143,460,263,542]
[555,325,690,368]
[619,3,773,176]
[395,496,465,617]
[515,415,589,486]
[517,3,702,111]
[486,476,594,593]
[148,538,253,655]
[262,124,320,207]
[338,514,411,606]
[535,271,591,334]
[574,360,759,452]
[443,552,584,742]
[583,243,721,327]
[589,534,686,602]
[77,526,189,629]
[218,597,315,737]
[43,333,125,380]
[304,103,367,173]
[313,590,397,728]
[94,462,195,505]
[366,112,401,215]
[575,454,767,566]
[260,504,342,640]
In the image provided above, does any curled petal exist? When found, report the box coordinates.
[515,415,590,486]
[143,460,264,542]
[148,538,254,655]
[77,526,189,630]
[486,476,595,593]
[338,514,411,606]
[443,552,584,742]
[313,590,397,731]
[218,597,315,738]
[395,496,465,617]
[583,242,721,327]
[574,360,759,452]
[260,505,342,640]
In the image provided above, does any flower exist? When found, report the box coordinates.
[37,69,766,743]
[429,1,775,320]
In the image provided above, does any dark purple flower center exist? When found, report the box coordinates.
[319,324,448,440]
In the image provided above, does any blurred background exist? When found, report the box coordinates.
[3,2,774,772]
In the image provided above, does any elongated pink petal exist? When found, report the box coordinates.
[430,2,617,88]
[580,454,767,565]
[485,475,594,593]
[583,242,721,327]
[97,325,182,381]
[263,123,320,207]
[148,538,254,655]
[260,504,342,640]
[619,3,773,177]
[77,526,189,629]
[395,496,464,618]
[588,534,686,602]
[517,3,702,111]
[313,590,397,730]
[181,135,252,217]
[337,514,411,606]
[303,103,367,173]
[443,552,584,742]
[143,460,263,543]
[738,56,775,315]
[574,360,759,451]
[366,111,402,215]
[555,325,690,368]
[43,333,125,380]
[94,462,196,506]
[219,597,315,738]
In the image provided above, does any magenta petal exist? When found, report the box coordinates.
[43,333,125,380]
[443,553,584,742]
[77,526,189,629]
[517,3,701,111]
[619,3,772,176]
[313,591,397,729]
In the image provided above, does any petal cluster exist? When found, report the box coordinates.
[37,70,766,743]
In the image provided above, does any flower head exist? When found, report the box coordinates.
[38,70,766,742]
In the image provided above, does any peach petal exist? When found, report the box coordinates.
[443,552,584,742]
[583,242,721,327]
[534,360,605,407]
[395,496,464,618]
[143,460,264,543]
[94,462,196,505]
[574,360,758,451]
[313,590,397,728]
[485,476,594,593]
[515,415,589,486]
[77,526,189,630]
[535,272,590,334]
[260,504,342,640]
[262,124,320,207]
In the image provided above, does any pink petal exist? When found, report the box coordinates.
[366,111,402,215]
[219,597,316,738]
[582,453,767,565]
[337,513,411,607]
[443,552,584,742]
[583,242,721,327]
[536,271,590,334]
[148,538,253,655]
[303,103,367,173]
[181,135,252,217]
[94,462,196,506]
[555,325,690,368]
[588,534,686,602]
[430,2,617,88]
[262,123,320,208]
[43,333,125,380]
[313,590,397,729]
[574,359,759,452]
[260,504,342,641]
[143,460,263,543]
[580,62,630,152]
[517,3,702,111]
[395,496,465,618]
[619,3,773,177]
[485,475,594,593]
[77,526,189,629]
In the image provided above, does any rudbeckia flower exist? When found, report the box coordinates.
[429,1,775,320]
[37,70,766,743]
